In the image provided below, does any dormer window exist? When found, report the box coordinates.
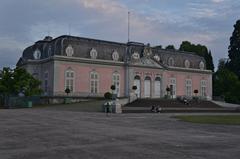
[65,45,74,57]
[33,49,41,60]
[112,50,119,61]
[90,48,98,59]
[184,60,190,68]
[199,61,205,70]
[168,57,174,66]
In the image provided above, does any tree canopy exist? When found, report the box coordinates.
[226,20,240,78]
[179,41,214,71]
[0,67,42,97]
[165,45,176,50]
[213,59,240,103]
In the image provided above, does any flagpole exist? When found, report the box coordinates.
[128,11,130,42]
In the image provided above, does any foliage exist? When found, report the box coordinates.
[165,45,175,50]
[194,89,198,95]
[226,19,240,78]
[104,92,112,99]
[132,85,137,90]
[65,88,71,95]
[175,115,240,125]
[154,45,162,49]
[110,85,116,90]
[179,41,214,71]
[166,86,170,92]
[0,67,42,97]
[213,64,240,104]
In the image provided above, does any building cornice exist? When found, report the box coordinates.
[167,66,213,74]
[21,55,125,66]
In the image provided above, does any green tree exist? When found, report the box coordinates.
[213,60,240,103]
[0,67,42,106]
[227,19,240,78]
[179,41,214,71]
[165,45,175,50]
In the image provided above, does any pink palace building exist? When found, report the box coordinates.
[17,35,213,100]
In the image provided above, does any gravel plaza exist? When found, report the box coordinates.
[1,107,240,159]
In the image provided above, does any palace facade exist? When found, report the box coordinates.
[17,35,212,100]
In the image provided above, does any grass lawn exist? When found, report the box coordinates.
[175,115,240,125]
[33,100,106,112]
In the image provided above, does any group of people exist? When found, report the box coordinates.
[151,105,162,113]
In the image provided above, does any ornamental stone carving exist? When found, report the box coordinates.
[131,51,140,60]
[65,45,74,57]
[143,46,152,57]
[153,55,160,62]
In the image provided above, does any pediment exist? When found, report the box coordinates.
[131,57,163,68]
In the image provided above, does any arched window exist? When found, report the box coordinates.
[154,77,161,98]
[65,69,74,92]
[112,72,120,97]
[134,75,141,98]
[144,76,151,98]
[168,57,174,66]
[90,71,99,93]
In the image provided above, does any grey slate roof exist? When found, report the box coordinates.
[17,35,206,70]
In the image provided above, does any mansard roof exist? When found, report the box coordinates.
[18,35,206,70]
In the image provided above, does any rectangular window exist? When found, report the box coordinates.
[44,72,48,94]
[112,73,120,97]
[201,80,207,97]
[90,72,99,94]
[169,78,176,97]
[185,79,192,96]
[65,70,74,93]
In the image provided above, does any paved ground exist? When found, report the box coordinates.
[212,100,240,108]
[1,108,240,159]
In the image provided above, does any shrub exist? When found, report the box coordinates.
[132,85,137,90]
[104,92,112,99]
[65,88,71,95]
[194,89,198,95]
[110,85,116,90]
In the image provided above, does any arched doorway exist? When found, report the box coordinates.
[154,77,161,98]
[144,76,151,98]
[133,75,141,98]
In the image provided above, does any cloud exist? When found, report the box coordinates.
[0,0,239,69]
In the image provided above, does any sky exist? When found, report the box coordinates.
[0,0,239,69]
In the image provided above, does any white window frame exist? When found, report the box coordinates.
[44,71,49,94]
[112,72,120,97]
[90,71,99,94]
[169,78,176,97]
[185,79,192,97]
[65,70,75,93]
[200,80,207,97]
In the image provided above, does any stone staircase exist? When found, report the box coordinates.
[122,99,240,113]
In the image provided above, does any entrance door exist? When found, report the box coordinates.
[154,78,161,98]
[144,77,151,98]
[134,78,141,98]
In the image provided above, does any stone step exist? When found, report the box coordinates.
[122,107,239,113]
